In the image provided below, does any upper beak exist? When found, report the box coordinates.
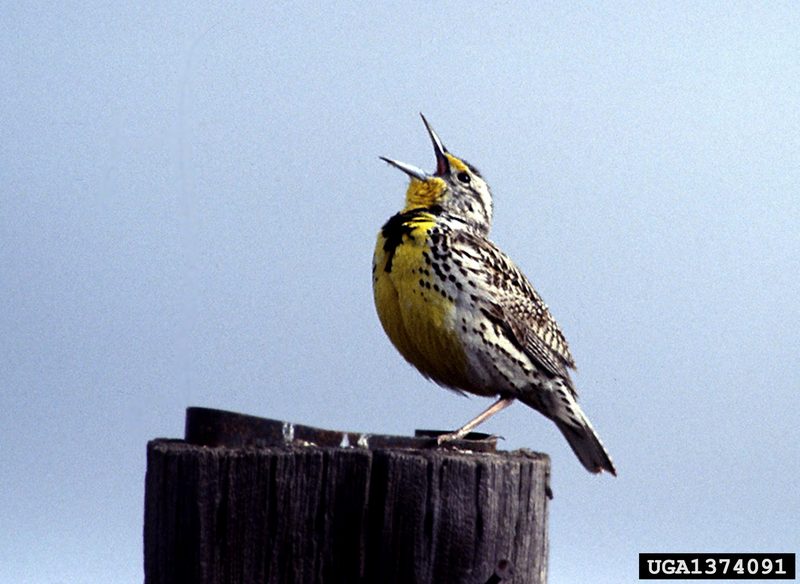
[380,113,450,180]
[420,113,450,176]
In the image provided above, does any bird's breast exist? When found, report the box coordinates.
[373,217,470,389]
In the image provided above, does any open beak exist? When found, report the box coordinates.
[380,113,450,180]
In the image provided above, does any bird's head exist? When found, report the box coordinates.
[381,114,493,234]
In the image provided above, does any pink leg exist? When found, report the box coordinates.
[437,397,516,444]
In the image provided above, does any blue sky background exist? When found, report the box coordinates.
[2,3,798,583]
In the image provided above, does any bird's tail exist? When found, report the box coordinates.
[554,414,616,476]
[521,384,617,475]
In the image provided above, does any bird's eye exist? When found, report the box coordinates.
[457,171,471,184]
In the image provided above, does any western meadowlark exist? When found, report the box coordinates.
[372,114,616,475]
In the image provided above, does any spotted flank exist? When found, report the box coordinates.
[373,115,615,475]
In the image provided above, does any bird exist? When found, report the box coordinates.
[372,114,616,475]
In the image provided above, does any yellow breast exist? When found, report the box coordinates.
[372,212,468,389]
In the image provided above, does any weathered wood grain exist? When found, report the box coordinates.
[144,440,549,584]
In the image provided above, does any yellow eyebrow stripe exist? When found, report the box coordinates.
[446,154,468,172]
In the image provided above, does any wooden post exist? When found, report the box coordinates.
[144,408,550,584]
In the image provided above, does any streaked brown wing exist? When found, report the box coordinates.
[453,230,576,382]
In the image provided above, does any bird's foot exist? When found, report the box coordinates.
[436,430,467,445]
[436,430,500,446]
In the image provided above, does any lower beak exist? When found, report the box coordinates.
[379,156,429,181]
